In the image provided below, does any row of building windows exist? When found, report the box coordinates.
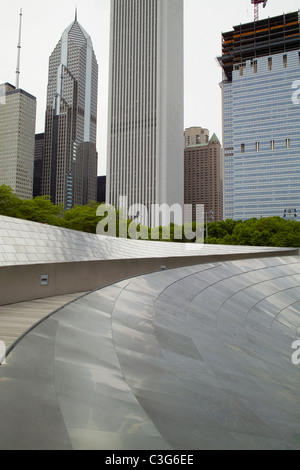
[235,53,300,76]
[185,133,209,147]
[241,139,291,153]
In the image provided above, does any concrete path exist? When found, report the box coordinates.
[0,292,88,349]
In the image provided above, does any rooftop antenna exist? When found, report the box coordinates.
[75,6,77,21]
[15,8,22,89]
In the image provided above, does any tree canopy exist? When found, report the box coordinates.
[206,216,300,248]
[0,185,299,247]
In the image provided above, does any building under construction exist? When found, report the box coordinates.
[219,10,300,221]
[219,10,300,81]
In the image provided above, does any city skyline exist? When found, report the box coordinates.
[0,0,299,178]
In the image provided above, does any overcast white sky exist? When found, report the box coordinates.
[0,0,299,175]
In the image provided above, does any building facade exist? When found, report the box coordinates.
[219,11,300,221]
[33,133,44,198]
[97,175,106,204]
[107,0,184,227]
[42,15,98,209]
[184,127,209,148]
[0,83,36,199]
[184,128,223,223]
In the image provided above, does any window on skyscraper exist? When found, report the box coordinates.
[268,58,272,71]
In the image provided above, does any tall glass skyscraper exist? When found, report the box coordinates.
[42,14,98,209]
[107,0,184,227]
[219,11,300,221]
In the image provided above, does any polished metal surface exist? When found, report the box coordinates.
[0,215,293,266]
[0,256,299,450]
[0,292,88,348]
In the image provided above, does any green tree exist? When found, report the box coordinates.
[205,217,300,248]
[249,229,271,246]
[1,184,300,248]
[61,201,100,233]
[206,236,220,245]
[0,185,22,218]
[20,196,64,226]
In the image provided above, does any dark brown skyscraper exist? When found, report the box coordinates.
[42,13,98,209]
[184,128,223,222]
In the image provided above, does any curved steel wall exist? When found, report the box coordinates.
[0,256,299,449]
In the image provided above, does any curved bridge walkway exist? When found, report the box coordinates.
[0,256,299,450]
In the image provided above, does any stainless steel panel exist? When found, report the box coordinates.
[0,256,299,449]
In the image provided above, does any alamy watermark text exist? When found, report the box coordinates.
[292,340,300,365]
[96,197,205,243]
[0,341,6,365]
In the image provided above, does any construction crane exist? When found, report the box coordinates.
[251,0,268,22]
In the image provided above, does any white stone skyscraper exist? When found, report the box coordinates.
[107,0,184,227]
[42,13,98,209]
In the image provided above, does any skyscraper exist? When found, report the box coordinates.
[107,0,184,227]
[184,127,209,148]
[97,175,106,204]
[0,83,36,199]
[33,133,44,198]
[184,128,223,223]
[42,13,98,209]
[218,11,300,221]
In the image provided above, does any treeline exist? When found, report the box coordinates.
[206,217,300,247]
[0,185,299,247]
[0,185,100,233]
[0,185,195,241]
